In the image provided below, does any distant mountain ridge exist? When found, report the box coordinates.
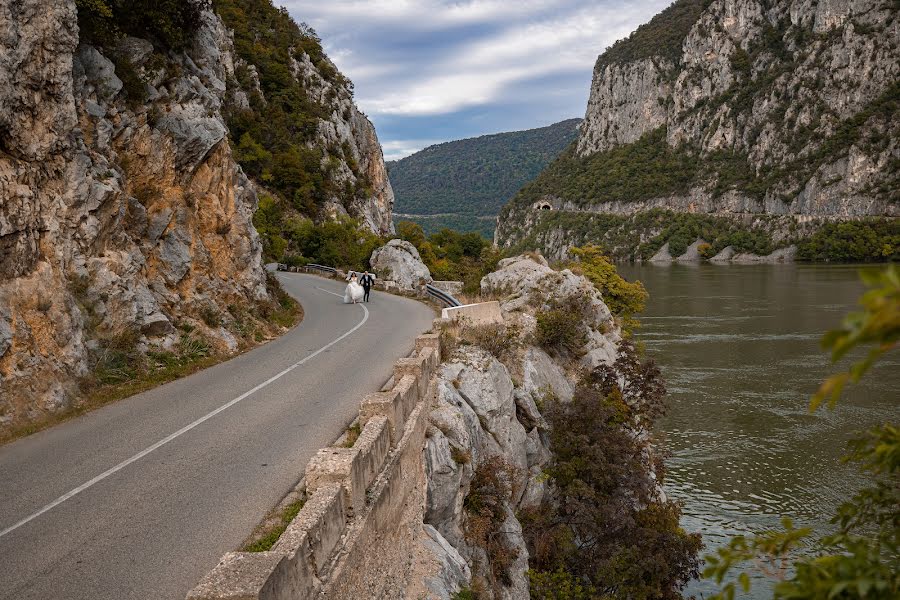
[388,118,580,236]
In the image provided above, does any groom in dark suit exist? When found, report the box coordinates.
[360,271,375,302]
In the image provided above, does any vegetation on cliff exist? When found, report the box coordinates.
[498,0,898,257]
[503,208,899,263]
[389,119,580,233]
[214,0,367,219]
[76,0,208,51]
[595,0,710,71]
[523,340,703,599]
[507,76,898,212]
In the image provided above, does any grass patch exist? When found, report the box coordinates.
[451,445,472,465]
[340,421,361,448]
[457,322,521,364]
[243,496,307,552]
[0,351,222,446]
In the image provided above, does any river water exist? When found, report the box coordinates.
[617,263,899,599]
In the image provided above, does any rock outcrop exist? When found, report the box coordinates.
[0,1,267,428]
[370,239,433,290]
[419,254,620,598]
[576,0,899,217]
[497,0,898,258]
[288,51,394,235]
[1,1,396,432]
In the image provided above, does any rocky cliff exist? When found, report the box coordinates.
[415,255,628,598]
[0,0,391,432]
[497,0,898,259]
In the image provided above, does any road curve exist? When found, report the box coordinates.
[0,273,435,600]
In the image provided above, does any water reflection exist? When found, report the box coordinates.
[618,264,898,598]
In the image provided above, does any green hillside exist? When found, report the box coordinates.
[388,118,580,235]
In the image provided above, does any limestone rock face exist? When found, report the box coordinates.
[577,58,671,155]
[424,347,537,599]
[497,0,898,254]
[290,52,394,235]
[480,254,618,369]
[422,254,625,598]
[0,3,271,430]
[578,0,898,217]
[419,525,472,600]
[370,239,432,290]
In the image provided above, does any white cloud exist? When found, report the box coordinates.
[381,139,444,161]
[279,1,671,145]
[353,2,667,116]
[282,0,563,29]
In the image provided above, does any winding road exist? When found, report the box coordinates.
[0,273,435,600]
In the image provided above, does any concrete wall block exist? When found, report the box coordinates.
[432,317,452,331]
[185,551,306,600]
[304,447,365,516]
[414,332,441,355]
[354,416,391,491]
[393,374,419,422]
[441,301,503,325]
[419,346,438,382]
[393,354,425,384]
[276,483,345,576]
[359,390,404,444]
[370,402,428,532]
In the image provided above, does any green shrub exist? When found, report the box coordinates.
[524,341,702,598]
[394,220,501,295]
[534,294,589,356]
[528,569,595,600]
[570,245,647,323]
[797,220,899,262]
[76,0,208,51]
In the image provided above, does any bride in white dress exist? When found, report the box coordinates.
[344,272,365,304]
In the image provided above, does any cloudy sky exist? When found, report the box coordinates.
[279,1,670,160]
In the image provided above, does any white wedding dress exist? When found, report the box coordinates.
[344,276,364,304]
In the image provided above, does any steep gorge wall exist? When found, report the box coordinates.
[0,0,393,431]
[498,0,898,254]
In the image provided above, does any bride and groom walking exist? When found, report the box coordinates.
[344,271,375,304]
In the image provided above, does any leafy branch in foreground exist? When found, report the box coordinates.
[704,265,899,600]
[811,266,900,411]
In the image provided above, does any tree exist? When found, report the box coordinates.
[526,340,703,599]
[704,265,899,599]
[570,245,648,329]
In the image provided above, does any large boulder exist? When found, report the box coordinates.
[480,253,619,367]
[370,239,432,290]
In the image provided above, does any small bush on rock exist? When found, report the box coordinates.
[534,293,589,356]
[569,245,647,329]
[458,322,521,365]
[464,456,521,587]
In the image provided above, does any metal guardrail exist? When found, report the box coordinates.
[425,283,461,308]
[305,263,338,275]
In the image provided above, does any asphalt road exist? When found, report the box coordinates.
[0,273,435,600]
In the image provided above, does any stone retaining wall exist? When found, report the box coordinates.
[186,321,447,600]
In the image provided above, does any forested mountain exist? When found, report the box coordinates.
[389,119,580,236]
[497,0,898,262]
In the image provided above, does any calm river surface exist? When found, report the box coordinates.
[617,263,899,599]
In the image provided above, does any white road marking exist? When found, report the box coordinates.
[0,283,368,540]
